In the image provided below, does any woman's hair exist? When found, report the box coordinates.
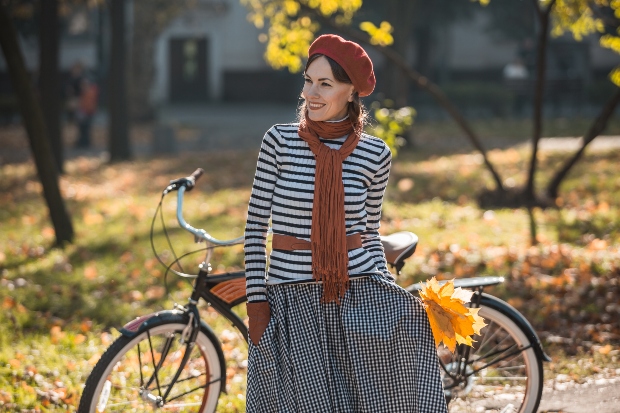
[298,54,368,132]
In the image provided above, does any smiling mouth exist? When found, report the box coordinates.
[308,102,326,110]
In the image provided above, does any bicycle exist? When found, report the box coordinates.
[78,169,550,413]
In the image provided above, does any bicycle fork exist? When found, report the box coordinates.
[139,302,202,407]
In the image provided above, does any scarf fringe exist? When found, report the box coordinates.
[298,115,360,304]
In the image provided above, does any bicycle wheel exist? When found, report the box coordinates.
[78,320,223,413]
[439,305,543,413]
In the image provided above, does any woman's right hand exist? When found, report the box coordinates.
[247,301,271,345]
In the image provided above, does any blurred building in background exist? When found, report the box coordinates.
[148,0,298,104]
[0,0,618,122]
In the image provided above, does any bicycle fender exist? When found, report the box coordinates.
[120,309,186,337]
[119,309,228,393]
[480,294,552,362]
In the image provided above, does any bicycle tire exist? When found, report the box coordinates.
[439,304,543,413]
[78,319,223,413]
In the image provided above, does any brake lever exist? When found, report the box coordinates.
[163,177,195,195]
[162,168,204,195]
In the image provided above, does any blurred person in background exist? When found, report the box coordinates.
[66,61,84,122]
[74,76,99,149]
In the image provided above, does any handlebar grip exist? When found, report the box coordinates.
[190,168,204,182]
[162,168,205,195]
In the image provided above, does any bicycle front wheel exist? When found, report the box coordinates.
[439,305,543,413]
[78,320,223,413]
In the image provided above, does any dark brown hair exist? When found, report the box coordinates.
[298,54,368,132]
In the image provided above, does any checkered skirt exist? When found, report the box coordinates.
[246,274,448,412]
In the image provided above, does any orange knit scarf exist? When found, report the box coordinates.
[298,113,361,303]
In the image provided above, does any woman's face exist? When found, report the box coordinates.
[302,56,355,122]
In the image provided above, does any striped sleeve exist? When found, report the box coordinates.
[360,144,394,282]
[244,127,280,302]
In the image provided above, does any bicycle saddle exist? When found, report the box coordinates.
[380,231,418,273]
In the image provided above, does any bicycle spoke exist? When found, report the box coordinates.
[494,365,527,371]
[475,320,498,353]
[476,376,527,381]
[161,402,204,409]
[471,343,517,366]
[146,329,167,398]
[477,324,510,358]
[166,376,222,403]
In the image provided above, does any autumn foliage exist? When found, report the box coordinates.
[419,277,487,352]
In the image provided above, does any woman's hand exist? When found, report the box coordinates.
[247,301,271,345]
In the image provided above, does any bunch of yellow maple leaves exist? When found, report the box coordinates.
[419,277,487,352]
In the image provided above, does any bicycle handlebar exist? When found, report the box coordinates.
[176,186,246,246]
[167,169,269,247]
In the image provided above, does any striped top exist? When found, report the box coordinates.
[243,123,393,303]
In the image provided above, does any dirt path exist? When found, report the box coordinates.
[538,376,620,413]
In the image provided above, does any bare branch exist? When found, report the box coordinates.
[546,87,620,199]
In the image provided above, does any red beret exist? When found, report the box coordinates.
[308,34,376,97]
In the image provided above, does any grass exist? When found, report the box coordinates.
[1,129,620,410]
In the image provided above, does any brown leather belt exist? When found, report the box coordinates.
[272,233,362,251]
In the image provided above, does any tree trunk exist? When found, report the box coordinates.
[129,0,158,120]
[306,9,506,192]
[39,0,63,173]
[546,87,620,199]
[0,3,74,245]
[527,206,538,246]
[524,0,556,202]
[108,0,131,162]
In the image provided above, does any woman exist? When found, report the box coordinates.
[243,34,447,412]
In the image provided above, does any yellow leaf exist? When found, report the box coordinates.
[419,277,487,352]
[452,287,473,303]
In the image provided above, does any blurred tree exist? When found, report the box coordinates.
[39,0,63,172]
[545,0,620,198]
[477,0,620,204]
[108,0,130,162]
[0,1,74,245]
[7,0,102,171]
[241,0,506,193]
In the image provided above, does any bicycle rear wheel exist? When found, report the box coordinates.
[78,321,223,413]
[439,305,543,413]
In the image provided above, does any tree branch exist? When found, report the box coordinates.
[546,87,620,199]
[524,0,556,201]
